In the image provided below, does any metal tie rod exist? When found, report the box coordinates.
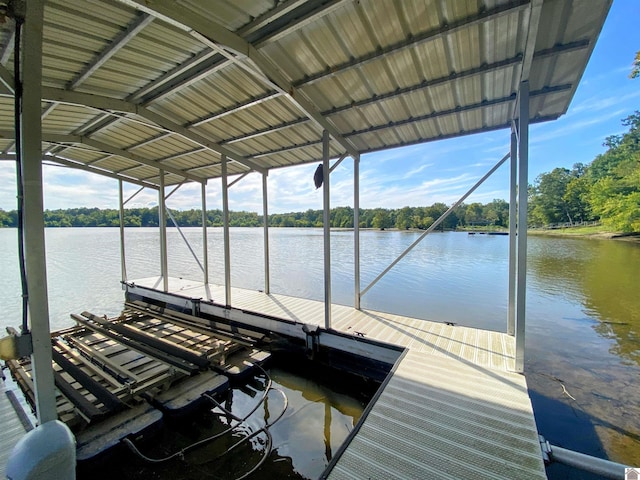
[166,206,205,273]
[361,152,510,298]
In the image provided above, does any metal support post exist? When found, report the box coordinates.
[262,173,270,294]
[354,154,361,310]
[20,0,57,424]
[118,180,127,283]
[507,129,517,335]
[158,169,168,291]
[322,131,332,329]
[221,155,231,306]
[515,81,529,372]
[201,182,209,284]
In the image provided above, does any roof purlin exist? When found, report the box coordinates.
[36,87,268,175]
[123,0,360,159]
[247,84,572,160]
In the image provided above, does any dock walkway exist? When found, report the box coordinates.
[0,375,33,477]
[133,277,546,479]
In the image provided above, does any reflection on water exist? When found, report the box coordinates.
[78,361,370,480]
[526,235,640,474]
[1,228,639,472]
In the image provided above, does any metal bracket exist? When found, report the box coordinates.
[539,435,552,464]
[302,324,320,359]
[0,329,33,360]
[191,297,202,317]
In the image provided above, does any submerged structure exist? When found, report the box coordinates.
[0,0,617,478]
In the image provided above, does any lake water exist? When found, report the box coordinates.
[1,227,639,477]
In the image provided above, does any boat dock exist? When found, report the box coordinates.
[130,276,547,479]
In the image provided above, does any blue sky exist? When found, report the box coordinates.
[1,0,639,214]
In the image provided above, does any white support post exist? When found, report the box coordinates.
[118,179,127,283]
[158,169,168,291]
[21,0,57,425]
[515,81,529,373]
[322,131,332,329]
[507,129,517,336]
[262,172,270,294]
[201,182,209,284]
[221,155,231,306]
[354,154,361,310]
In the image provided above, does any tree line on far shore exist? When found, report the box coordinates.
[0,113,638,233]
[528,112,640,233]
[0,200,509,230]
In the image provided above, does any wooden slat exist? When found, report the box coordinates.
[51,347,126,414]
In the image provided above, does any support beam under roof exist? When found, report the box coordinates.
[130,0,349,105]
[124,0,360,160]
[67,13,154,90]
[513,0,543,119]
[247,85,572,159]
[40,154,159,189]
[221,43,585,146]
[293,0,530,89]
[35,86,267,175]
[0,22,15,66]
[0,129,203,183]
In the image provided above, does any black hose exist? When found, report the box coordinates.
[13,15,29,334]
[123,363,286,466]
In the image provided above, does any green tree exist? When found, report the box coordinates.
[372,209,392,230]
[465,203,484,225]
[631,50,640,79]
[395,206,412,230]
[529,167,578,225]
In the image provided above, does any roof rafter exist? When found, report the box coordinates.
[293,0,531,89]
[0,22,15,66]
[38,87,267,174]
[248,84,572,159]
[513,0,543,117]
[68,13,154,90]
[0,128,204,182]
[123,0,360,159]
[221,40,588,146]
[0,152,159,189]
[131,0,348,104]
[0,63,15,92]
[224,55,525,145]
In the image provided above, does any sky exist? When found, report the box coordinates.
[0,0,639,215]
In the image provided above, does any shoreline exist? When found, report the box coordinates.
[527,229,640,242]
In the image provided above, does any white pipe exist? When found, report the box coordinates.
[507,129,517,335]
[201,182,209,284]
[118,180,127,282]
[158,170,168,292]
[550,444,628,479]
[515,80,529,373]
[222,155,231,306]
[262,173,270,294]
[322,130,331,329]
[354,154,360,310]
[21,0,57,424]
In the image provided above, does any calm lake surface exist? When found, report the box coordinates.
[1,227,639,477]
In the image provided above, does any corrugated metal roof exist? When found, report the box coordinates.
[0,0,611,187]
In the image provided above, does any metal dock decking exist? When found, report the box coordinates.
[0,376,33,477]
[132,276,546,479]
